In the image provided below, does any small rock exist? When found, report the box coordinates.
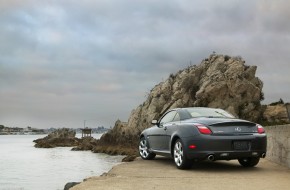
[64,182,80,190]
[122,155,136,162]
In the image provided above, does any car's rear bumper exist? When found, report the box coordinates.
[182,134,267,160]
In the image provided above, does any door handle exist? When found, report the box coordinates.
[164,126,167,131]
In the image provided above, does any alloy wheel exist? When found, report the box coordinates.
[138,137,156,160]
[139,139,149,158]
[174,141,183,166]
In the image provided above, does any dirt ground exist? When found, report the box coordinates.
[71,157,290,190]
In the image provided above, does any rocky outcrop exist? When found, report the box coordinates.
[71,137,98,151]
[94,54,264,155]
[92,120,139,156]
[34,128,102,151]
[95,120,138,147]
[263,104,289,123]
[34,128,80,148]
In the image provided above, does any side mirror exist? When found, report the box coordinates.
[152,120,162,128]
[151,120,158,125]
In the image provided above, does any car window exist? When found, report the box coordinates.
[160,111,177,124]
[172,112,180,121]
[186,108,235,118]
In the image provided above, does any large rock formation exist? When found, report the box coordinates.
[94,54,264,155]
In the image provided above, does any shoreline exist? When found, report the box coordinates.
[71,157,290,190]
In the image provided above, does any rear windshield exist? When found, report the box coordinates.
[185,108,235,119]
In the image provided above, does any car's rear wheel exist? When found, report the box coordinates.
[238,157,260,167]
[173,139,193,169]
[139,137,156,160]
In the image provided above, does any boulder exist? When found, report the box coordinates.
[122,155,137,162]
[64,182,80,190]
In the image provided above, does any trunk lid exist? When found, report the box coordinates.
[208,121,257,135]
[183,117,258,135]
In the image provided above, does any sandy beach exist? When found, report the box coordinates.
[71,157,290,190]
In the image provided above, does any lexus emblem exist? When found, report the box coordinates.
[235,127,242,132]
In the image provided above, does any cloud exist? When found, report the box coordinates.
[1,0,290,128]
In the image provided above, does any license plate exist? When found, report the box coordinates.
[233,141,249,150]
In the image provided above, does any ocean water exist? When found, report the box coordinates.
[0,134,124,190]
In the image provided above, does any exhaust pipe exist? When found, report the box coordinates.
[261,153,266,158]
[207,155,215,161]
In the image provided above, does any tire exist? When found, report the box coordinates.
[238,157,260,167]
[139,137,156,160]
[173,139,193,169]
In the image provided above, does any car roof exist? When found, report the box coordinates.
[171,107,220,111]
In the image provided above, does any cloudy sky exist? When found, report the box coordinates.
[0,0,289,129]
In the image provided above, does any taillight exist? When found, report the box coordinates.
[189,145,196,149]
[257,124,265,134]
[195,124,212,135]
